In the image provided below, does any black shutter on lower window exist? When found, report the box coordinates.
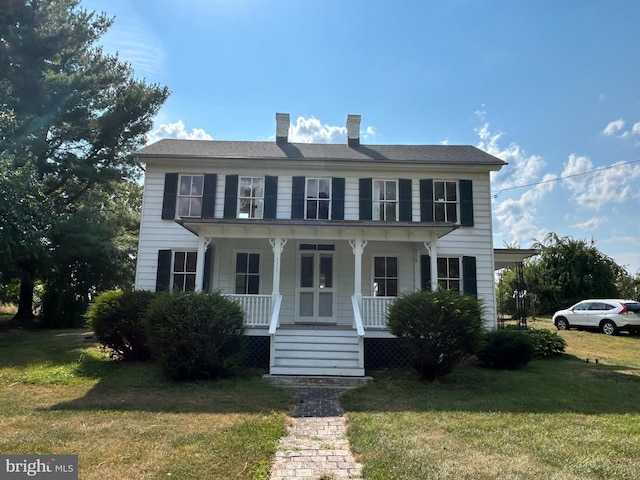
[359,178,372,220]
[223,175,239,219]
[203,246,212,291]
[460,179,474,226]
[156,249,172,292]
[201,174,217,219]
[420,179,434,222]
[399,178,412,222]
[264,175,278,219]
[161,173,179,220]
[462,255,477,296]
[291,176,305,219]
[420,255,431,291]
[331,177,345,220]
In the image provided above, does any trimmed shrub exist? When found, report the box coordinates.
[477,330,534,369]
[524,328,567,358]
[144,291,245,381]
[86,290,155,361]
[387,289,484,382]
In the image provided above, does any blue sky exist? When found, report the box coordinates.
[85,0,640,275]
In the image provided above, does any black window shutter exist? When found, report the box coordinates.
[332,177,345,220]
[203,245,212,291]
[399,178,412,222]
[460,180,474,226]
[462,256,477,296]
[201,174,217,219]
[264,175,278,219]
[420,179,433,222]
[161,173,179,220]
[359,178,372,220]
[223,174,239,219]
[156,249,172,292]
[420,254,431,291]
[291,176,305,219]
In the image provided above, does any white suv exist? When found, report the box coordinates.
[553,299,640,335]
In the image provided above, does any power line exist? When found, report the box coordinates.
[493,158,640,198]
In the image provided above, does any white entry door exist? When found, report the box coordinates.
[297,244,335,323]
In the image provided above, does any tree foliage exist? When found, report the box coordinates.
[0,0,169,322]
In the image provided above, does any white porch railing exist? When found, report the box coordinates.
[361,296,395,328]
[225,294,272,327]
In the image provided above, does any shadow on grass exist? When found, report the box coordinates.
[340,354,640,415]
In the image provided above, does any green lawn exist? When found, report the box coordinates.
[1,320,639,479]
[342,321,640,479]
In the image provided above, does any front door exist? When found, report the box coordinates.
[297,244,335,323]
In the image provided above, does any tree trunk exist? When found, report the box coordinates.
[14,268,35,320]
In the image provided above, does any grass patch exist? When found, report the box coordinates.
[341,319,640,479]
[0,328,291,479]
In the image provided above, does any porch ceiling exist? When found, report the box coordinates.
[494,248,538,270]
[177,218,458,242]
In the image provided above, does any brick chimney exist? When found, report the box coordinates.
[346,114,361,147]
[275,113,290,144]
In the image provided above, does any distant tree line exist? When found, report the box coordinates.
[498,233,640,317]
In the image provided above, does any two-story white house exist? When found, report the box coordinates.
[134,113,506,377]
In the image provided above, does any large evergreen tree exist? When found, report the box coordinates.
[0,0,169,320]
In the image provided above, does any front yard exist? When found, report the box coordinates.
[0,317,638,479]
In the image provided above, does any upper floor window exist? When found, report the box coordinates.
[306,178,331,220]
[173,251,197,292]
[437,257,460,291]
[235,252,260,294]
[238,176,264,219]
[373,180,397,221]
[178,175,204,217]
[373,256,398,296]
[433,181,457,223]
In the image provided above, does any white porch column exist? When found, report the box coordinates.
[424,233,438,292]
[194,236,212,292]
[349,239,368,301]
[268,237,288,301]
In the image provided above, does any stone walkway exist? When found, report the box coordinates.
[269,386,363,480]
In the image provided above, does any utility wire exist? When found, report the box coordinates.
[493,158,640,198]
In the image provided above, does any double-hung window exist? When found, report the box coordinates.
[373,180,397,221]
[172,251,197,292]
[306,178,331,220]
[177,175,204,217]
[235,252,260,294]
[238,176,264,219]
[437,257,460,291]
[433,181,457,222]
[373,256,398,296]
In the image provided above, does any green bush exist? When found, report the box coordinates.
[387,289,484,382]
[144,291,246,381]
[524,328,567,358]
[477,330,534,369]
[86,290,155,361]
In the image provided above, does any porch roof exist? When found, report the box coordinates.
[177,218,459,242]
[493,248,539,270]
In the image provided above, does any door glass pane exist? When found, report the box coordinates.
[299,292,314,316]
[247,275,259,294]
[374,257,385,277]
[248,253,260,273]
[387,279,398,297]
[319,292,333,317]
[300,255,313,287]
[387,257,398,277]
[320,254,333,288]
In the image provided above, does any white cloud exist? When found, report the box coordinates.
[147,120,213,144]
[632,122,640,135]
[560,154,593,192]
[572,161,640,210]
[603,119,625,137]
[288,116,375,144]
[570,217,608,230]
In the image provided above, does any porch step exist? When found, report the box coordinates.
[264,375,372,388]
[271,327,364,377]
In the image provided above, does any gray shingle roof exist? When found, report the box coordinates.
[134,139,506,166]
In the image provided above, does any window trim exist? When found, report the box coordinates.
[171,250,198,292]
[372,179,399,222]
[176,174,205,218]
[305,177,332,220]
[233,250,262,295]
[237,176,265,219]
[371,254,399,297]
[433,180,459,223]
[436,256,461,292]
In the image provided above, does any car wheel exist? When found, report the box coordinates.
[601,320,618,336]
[555,318,569,331]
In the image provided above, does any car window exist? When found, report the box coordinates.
[573,303,589,311]
[624,302,640,313]
[589,302,615,311]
